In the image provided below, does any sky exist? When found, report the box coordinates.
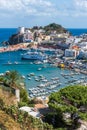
[0,0,87,28]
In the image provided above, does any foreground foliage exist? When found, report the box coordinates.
[0,110,21,130]
[0,104,53,130]
[46,85,87,129]
[0,70,53,130]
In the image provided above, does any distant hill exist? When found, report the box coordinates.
[43,23,67,34]
[31,23,68,34]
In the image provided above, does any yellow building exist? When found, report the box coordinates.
[58,63,65,68]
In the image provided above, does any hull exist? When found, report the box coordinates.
[22,52,46,61]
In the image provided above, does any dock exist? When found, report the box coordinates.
[74,68,87,75]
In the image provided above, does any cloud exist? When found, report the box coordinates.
[2,0,85,18]
[72,0,87,16]
[0,0,87,23]
[0,0,58,17]
[0,0,23,11]
[75,0,87,9]
[57,0,87,17]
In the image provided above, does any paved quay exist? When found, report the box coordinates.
[74,68,87,75]
[0,43,29,53]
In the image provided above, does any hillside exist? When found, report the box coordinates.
[0,110,21,130]
[0,83,53,130]
[0,88,17,107]
[44,23,67,34]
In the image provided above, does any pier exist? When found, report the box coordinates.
[74,68,87,75]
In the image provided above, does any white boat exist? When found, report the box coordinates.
[21,51,47,61]
[37,83,46,88]
[42,79,48,82]
[21,75,26,79]
[30,73,35,76]
[34,61,42,64]
[35,78,40,82]
[7,61,12,65]
[28,77,31,80]
[50,85,57,89]
[37,68,42,71]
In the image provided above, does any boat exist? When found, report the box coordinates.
[37,68,42,71]
[34,61,42,64]
[21,75,26,79]
[35,78,40,82]
[51,77,59,80]
[42,79,48,82]
[28,77,31,80]
[30,73,35,76]
[37,83,46,88]
[49,85,57,89]
[21,51,47,61]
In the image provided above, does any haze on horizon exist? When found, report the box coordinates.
[0,0,87,28]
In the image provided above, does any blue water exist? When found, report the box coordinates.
[0,28,17,44]
[67,28,87,36]
[0,50,85,96]
[0,28,86,96]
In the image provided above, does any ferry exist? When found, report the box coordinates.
[21,51,47,61]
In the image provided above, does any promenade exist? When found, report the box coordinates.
[0,43,29,53]
[74,68,87,75]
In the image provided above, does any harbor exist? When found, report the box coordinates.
[0,49,87,98]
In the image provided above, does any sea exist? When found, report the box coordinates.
[0,28,87,95]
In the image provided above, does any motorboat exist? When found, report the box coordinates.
[37,68,42,71]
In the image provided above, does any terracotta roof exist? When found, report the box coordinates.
[35,104,48,109]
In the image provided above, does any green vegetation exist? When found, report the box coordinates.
[1,70,87,130]
[49,85,87,113]
[18,87,29,107]
[0,70,23,89]
[0,103,53,130]
[31,23,68,35]
[0,110,21,130]
[0,71,53,130]
[44,23,67,35]
[44,85,87,129]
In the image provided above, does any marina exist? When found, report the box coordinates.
[0,49,87,98]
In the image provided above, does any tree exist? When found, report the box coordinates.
[4,70,22,89]
[48,85,87,128]
[18,87,29,107]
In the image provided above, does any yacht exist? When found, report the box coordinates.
[21,51,47,61]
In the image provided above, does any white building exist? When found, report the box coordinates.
[23,30,33,42]
[19,106,40,118]
[66,36,75,44]
[15,89,20,102]
[79,42,87,50]
[74,37,82,44]
[79,50,87,58]
[65,49,79,58]
[18,27,25,34]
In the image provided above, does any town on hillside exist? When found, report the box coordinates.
[1,23,87,74]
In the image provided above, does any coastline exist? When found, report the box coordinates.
[0,43,32,53]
